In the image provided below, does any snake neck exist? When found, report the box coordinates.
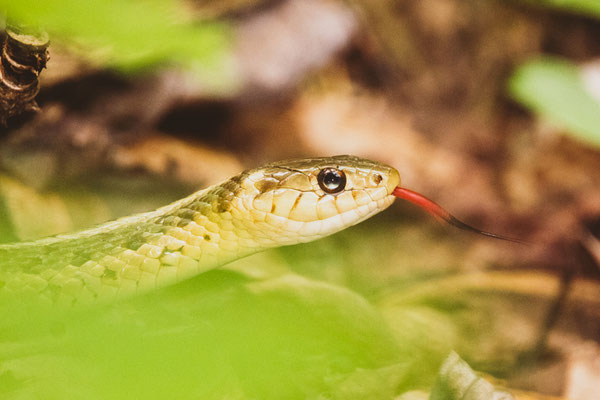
[0,184,260,304]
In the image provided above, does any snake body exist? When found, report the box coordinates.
[0,155,399,304]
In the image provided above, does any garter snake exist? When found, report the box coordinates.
[0,155,400,304]
[0,154,519,305]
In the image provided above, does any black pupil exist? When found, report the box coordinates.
[324,171,341,188]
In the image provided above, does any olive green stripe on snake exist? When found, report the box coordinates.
[0,156,400,305]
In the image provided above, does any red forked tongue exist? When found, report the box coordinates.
[392,187,526,244]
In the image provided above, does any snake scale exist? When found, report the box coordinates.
[0,155,400,304]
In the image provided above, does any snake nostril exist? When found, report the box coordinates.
[371,174,383,185]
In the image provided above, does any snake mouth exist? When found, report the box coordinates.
[392,187,527,244]
[385,168,401,195]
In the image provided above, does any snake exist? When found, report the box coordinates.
[0,155,514,305]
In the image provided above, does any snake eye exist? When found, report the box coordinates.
[317,168,346,194]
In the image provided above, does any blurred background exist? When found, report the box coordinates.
[0,0,600,399]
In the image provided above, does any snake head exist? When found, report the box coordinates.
[233,155,400,246]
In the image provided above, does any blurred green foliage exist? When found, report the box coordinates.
[0,268,435,400]
[0,261,518,400]
[1,0,234,90]
[526,0,600,17]
[509,57,600,147]
[430,352,513,400]
[510,1,600,147]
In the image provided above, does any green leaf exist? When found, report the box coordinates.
[0,271,416,399]
[1,0,234,89]
[509,57,600,147]
[522,0,600,18]
[430,352,514,400]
